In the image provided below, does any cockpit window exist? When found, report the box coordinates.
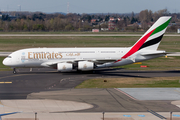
[7,56,12,58]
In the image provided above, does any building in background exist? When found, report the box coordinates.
[108,20,116,30]
[92,29,99,32]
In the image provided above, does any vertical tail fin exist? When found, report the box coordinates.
[134,16,171,51]
[117,16,171,61]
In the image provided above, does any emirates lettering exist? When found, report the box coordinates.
[28,52,62,59]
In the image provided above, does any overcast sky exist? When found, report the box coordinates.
[0,0,179,14]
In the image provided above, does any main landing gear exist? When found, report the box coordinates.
[13,68,16,74]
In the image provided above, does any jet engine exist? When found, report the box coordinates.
[78,61,94,71]
[57,63,73,72]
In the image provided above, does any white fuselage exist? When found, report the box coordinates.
[3,47,163,70]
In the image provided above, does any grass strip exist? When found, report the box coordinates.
[75,77,180,88]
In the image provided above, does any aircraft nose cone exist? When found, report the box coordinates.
[3,58,9,66]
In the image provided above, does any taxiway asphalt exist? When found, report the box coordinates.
[0,68,180,112]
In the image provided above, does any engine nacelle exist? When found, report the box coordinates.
[57,63,73,72]
[78,61,94,71]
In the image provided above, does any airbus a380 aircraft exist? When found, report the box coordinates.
[3,16,171,74]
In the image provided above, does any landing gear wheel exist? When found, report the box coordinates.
[13,68,16,74]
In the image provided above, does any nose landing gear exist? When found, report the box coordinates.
[13,68,16,74]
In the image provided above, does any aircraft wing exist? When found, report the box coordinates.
[41,59,117,67]
[88,59,117,64]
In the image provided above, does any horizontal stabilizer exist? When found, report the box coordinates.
[140,51,171,56]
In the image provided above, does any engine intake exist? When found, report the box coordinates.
[78,61,94,71]
[57,63,72,72]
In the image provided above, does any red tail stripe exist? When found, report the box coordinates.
[115,29,155,63]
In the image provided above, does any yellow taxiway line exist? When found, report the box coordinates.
[0,82,12,84]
